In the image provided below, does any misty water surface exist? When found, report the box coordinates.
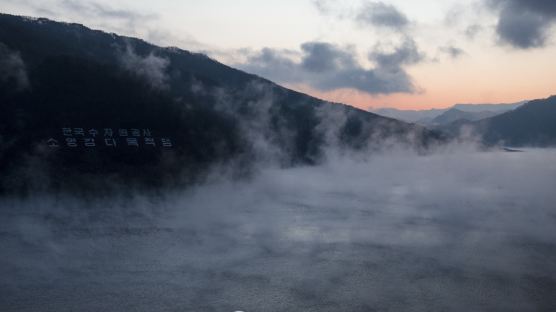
[1,149,556,311]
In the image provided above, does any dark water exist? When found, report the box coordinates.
[2,150,556,311]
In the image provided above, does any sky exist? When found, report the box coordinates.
[1,0,556,110]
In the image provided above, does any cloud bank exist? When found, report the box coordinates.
[1,148,556,311]
[237,38,425,95]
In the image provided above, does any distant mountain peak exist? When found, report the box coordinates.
[434,95,556,147]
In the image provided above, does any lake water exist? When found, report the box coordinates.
[2,149,556,311]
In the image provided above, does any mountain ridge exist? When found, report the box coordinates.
[372,101,524,124]
[433,96,556,146]
[475,95,556,146]
[0,13,443,193]
[428,108,499,126]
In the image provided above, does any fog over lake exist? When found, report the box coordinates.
[2,148,556,311]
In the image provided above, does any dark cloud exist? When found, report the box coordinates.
[369,38,424,67]
[439,45,466,59]
[300,42,357,73]
[237,39,424,95]
[487,0,556,49]
[357,1,409,31]
[312,1,410,33]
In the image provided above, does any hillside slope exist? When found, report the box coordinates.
[476,96,556,146]
[0,13,443,192]
[429,108,499,126]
